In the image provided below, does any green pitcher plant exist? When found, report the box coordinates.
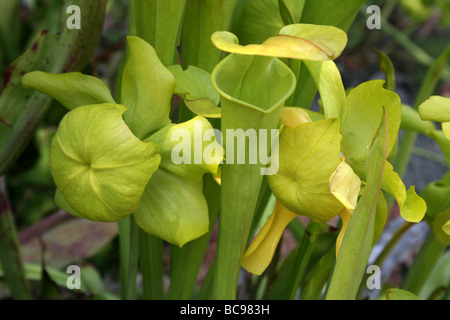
[3,0,449,302]
[16,20,431,299]
[210,25,428,276]
[209,23,354,298]
[211,52,296,298]
[21,36,223,248]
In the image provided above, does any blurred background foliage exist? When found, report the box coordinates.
[0,0,448,299]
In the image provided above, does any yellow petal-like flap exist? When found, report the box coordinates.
[381,161,426,223]
[329,160,361,213]
[242,201,297,275]
[336,209,351,258]
[211,24,347,61]
[280,107,312,127]
[331,160,362,258]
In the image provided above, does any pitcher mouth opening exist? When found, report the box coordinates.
[211,53,296,114]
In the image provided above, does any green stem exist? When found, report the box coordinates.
[301,248,335,300]
[393,131,419,180]
[126,214,139,300]
[374,222,413,268]
[118,216,130,300]
[381,0,399,20]
[168,175,220,300]
[401,231,446,295]
[139,232,164,300]
[411,146,448,168]
[198,259,216,300]
[250,274,269,300]
[249,236,283,300]
[285,222,324,300]
[0,177,32,300]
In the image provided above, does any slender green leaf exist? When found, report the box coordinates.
[401,232,446,295]
[419,252,450,299]
[79,264,120,300]
[39,261,60,299]
[376,50,396,91]
[301,248,335,300]
[0,178,32,299]
[326,109,388,300]
[267,229,336,299]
